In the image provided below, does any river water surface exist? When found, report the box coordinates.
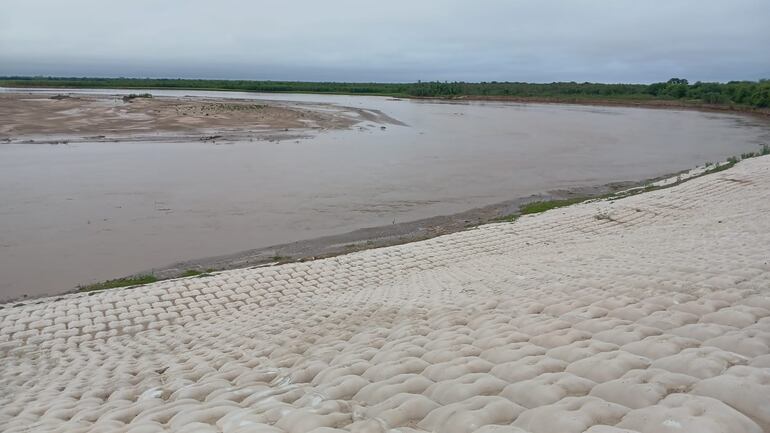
[2,88,769,300]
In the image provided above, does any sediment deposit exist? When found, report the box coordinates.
[0,92,394,144]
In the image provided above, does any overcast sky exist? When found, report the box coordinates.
[1,0,768,83]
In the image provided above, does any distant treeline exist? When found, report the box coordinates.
[1,76,768,108]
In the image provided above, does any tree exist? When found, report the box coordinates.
[667,78,689,85]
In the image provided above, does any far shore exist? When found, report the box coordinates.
[3,84,769,120]
[437,95,770,119]
[0,92,402,145]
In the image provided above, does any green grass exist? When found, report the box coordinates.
[79,274,157,292]
[180,268,216,278]
[520,197,590,215]
[492,214,519,223]
[494,148,770,225]
[2,76,769,108]
[699,148,770,175]
[703,157,739,175]
[493,197,590,222]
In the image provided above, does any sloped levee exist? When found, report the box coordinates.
[2,157,770,433]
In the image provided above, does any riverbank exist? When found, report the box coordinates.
[4,83,769,120]
[0,152,751,303]
[99,164,717,288]
[5,73,770,119]
[0,177,643,303]
[438,95,770,119]
[2,89,769,302]
[2,155,769,432]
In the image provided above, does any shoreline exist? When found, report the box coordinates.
[0,159,727,305]
[0,180,637,304]
[435,95,770,120]
[3,88,768,149]
[4,84,769,119]
[94,156,751,289]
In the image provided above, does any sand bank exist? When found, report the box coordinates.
[0,92,398,144]
[2,156,769,432]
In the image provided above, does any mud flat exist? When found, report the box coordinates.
[0,92,398,144]
[2,156,770,432]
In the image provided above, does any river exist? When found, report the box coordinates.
[1,88,769,300]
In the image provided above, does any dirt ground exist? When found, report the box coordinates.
[0,93,389,143]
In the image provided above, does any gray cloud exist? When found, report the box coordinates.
[1,0,769,82]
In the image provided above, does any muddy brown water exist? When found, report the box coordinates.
[2,88,769,301]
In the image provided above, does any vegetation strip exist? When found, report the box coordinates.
[492,146,769,223]
[78,275,157,292]
[1,77,768,109]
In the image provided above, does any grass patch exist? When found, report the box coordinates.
[180,269,216,278]
[492,214,519,223]
[79,274,157,292]
[493,148,770,225]
[520,197,590,215]
[703,147,766,175]
[493,197,590,222]
[557,149,767,212]
[703,158,738,175]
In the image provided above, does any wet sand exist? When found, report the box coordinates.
[148,180,642,281]
[0,92,398,144]
[2,156,769,432]
[1,89,770,300]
